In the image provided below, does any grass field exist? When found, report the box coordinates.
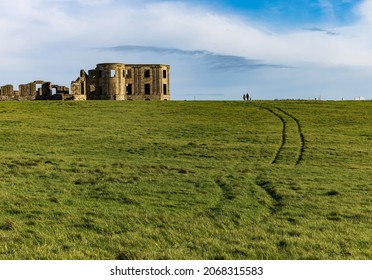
[0,100,370,260]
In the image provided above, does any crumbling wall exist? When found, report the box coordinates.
[125,64,170,100]
[71,81,80,96]
[74,63,171,101]
[94,63,126,100]
[70,70,90,100]
[41,82,52,99]
[19,82,36,98]
[1,80,71,101]
[0,84,34,100]
[53,85,69,95]
[0,85,14,97]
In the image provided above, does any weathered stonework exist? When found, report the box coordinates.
[71,63,170,101]
[0,63,170,101]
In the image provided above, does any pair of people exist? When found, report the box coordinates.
[243,93,250,101]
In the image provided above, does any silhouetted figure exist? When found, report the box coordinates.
[243,94,246,101]
[246,93,250,101]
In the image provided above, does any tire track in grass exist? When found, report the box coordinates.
[274,107,305,165]
[204,177,241,227]
[255,177,283,213]
[262,107,287,164]
[254,106,291,214]
[253,105,307,214]
[259,106,305,165]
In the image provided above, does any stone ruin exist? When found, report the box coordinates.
[0,63,170,101]
[0,81,69,101]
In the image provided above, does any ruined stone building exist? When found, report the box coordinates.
[0,81,69,101]
[0,63,170,101]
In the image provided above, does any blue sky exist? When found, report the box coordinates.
[0,0,371,100]
[187,0,357,24]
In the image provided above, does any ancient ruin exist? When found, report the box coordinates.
[0,63,170,101]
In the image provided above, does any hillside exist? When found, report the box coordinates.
[0,100,370,259]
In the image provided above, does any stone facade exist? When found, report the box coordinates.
[70,63,170,101]
[0,63,170,101]
[1,81,56,101]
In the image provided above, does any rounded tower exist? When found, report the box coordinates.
[95,63,126,100]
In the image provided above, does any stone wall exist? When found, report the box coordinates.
[1,81,50,100]
[19,82,36,97]
[0,85,14,97]
[94,63,126,100]
[73,63,171,101]
[124,64,170,100]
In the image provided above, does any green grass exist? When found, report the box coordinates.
[0,100,370,259]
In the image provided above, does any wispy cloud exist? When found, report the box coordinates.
[106,45,207,56]
[318,0,337,20]
[104,45,290,71]
[304,27,339,36]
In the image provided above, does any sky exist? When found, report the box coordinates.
[0,0,371,100]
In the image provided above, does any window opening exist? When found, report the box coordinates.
[163,70,167,78]
[126,84,132,95]
[163,84,167,95]
[110,69,116,77]
[144,70,150,78]
[36,84,42,95]
[145,84,151,94]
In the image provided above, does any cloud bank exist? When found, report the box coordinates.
[104,45,289,71]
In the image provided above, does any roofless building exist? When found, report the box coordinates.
[71,63,170,101]
[0,63,170,101]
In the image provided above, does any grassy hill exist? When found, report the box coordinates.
[0,100,370,259]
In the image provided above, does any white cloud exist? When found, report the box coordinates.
[1,0,371,65]
[0,0,371,100]
[355,0,372,24]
